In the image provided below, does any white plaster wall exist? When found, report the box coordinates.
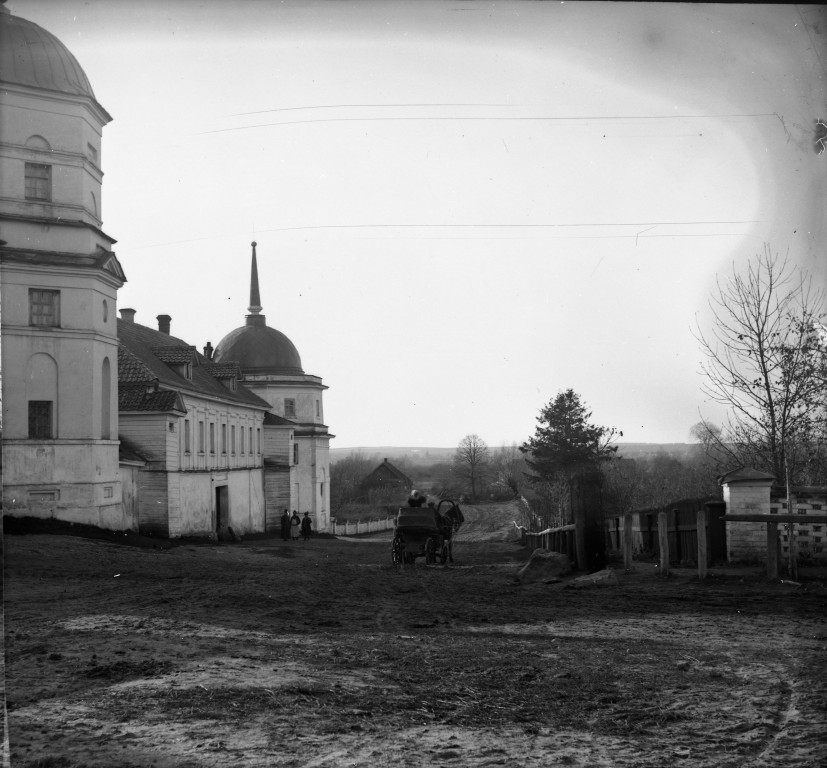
[0,88,107,232]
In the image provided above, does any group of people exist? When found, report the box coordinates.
[281,509,312,542]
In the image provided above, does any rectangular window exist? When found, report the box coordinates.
[256,428,261,454]
[239,425,245,454]
[248,426,253,454]
[184,419,191,453]
[293,442,299,465]
[230,425,236,454]
[28,401,53,439]
[316,400,320,418]
[29,289,60,327]
[198,421,205,453]
[221,423,227,454]
[209,423,215,454]
[25,162,51,201]
[284,398,296,419]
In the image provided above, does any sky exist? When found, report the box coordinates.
[10,1,827,448]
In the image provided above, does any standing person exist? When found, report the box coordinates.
[280,509,291,541]
[290,510,301,542]
[301,512,312,541]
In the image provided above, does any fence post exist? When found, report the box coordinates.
[623,513,634,572]
[766,522,779,581]
[696,508,708,581]
[658,510,669,577]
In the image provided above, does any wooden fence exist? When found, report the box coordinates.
[523,500,727,572]
[330,516,395,537]
[605,500,727,564]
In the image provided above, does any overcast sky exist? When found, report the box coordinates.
[12,1,827,448]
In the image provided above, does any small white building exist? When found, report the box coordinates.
[117,312,272,538]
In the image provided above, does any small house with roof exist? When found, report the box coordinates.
[360,458,413,496]
[117,311,272,539]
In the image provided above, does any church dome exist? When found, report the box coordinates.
[0,5,100,104]
[213,242,304,375]
[214,316,304,375]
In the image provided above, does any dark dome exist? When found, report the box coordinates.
[214,316,303,375]
[0,6,101,104]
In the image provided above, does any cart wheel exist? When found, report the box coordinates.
[425,537,436,565]
[392,538,404,566]
[440,542,448,565]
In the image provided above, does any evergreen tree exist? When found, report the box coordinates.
[520,389,619,483]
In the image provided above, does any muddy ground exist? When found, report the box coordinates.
[4,502,827,767]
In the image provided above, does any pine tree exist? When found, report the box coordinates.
[520,389,619,483]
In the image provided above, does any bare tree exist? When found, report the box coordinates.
[695,246,826,483]
[329,450,376,511]
[489,443,527,498]
[453,434,490,502]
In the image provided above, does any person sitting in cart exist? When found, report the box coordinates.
[407,489,426,507]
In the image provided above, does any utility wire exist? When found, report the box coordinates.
[196,112,778,135]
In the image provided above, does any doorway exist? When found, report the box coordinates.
[215,485,229,539]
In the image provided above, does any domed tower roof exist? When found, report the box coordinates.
[0,4,107,114]
[213,242,304,375]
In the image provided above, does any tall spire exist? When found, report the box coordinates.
[248,241,262,314]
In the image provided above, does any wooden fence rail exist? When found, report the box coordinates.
[330,516,395,537]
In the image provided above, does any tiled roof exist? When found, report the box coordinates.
[151,346,196,365]
[117,345,156,384]
[203,361,242,379]
[117,318,270,410]
[119,385,185,414]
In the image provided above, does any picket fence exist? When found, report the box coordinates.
[330,516,395,536]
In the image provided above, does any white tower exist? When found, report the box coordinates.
[0,4,127,525]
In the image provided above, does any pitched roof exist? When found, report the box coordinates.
[117,318,270,410]
[117,345,156,384]
[361,459,412,488]
[151,346,196,365]
[118,385,186,414]
[263,412,295,426]
[203,361,242,379]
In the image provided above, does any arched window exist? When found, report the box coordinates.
[25,135,52,151]
[101,358,111,439]
[90,191,98,217]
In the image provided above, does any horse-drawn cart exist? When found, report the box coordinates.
[391,499,464,566]
[391,507,449,565]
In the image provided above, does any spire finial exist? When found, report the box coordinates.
[248,241,262,314]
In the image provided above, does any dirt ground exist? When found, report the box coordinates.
[4,501,827,768]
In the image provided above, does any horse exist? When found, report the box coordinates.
[437,499,465,563]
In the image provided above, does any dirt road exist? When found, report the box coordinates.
[4,504,827,767]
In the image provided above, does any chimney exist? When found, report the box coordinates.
[120,308,136,323]
[157,314,171,334]
[203,341,214,360]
